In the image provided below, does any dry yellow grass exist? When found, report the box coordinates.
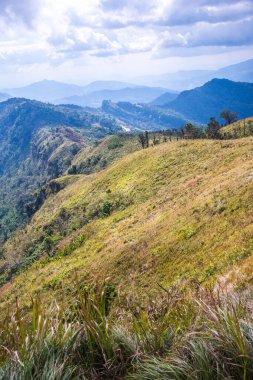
[220,117,253,137]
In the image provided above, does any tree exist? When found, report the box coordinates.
[183,123,199,139]
[138,131,149,149]
[206,117,221,139]
[145,131,149,147]
[220,110,238,125]
[68,165,77,175]
[152,134,159,145]
[138,133,146,149]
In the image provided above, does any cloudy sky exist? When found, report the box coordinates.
[0,0,252,86]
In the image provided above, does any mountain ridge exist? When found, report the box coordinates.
[162,78,253,123]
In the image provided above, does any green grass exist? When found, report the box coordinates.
[72,133,154,174]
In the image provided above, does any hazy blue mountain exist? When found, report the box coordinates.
[3,80,170,106]
[215,59,253,82]
[102,100,187,130]
[150,91,179,106]
[82,80,137,93]
[137,59,253,91]
[164,79,253,124]
[4,80,85,102]
[58,86,169,107]
[138,70,211,91]
[0,92,10,102]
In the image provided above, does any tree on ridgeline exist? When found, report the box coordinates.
[206,117,221,139]
[220,110,238,125]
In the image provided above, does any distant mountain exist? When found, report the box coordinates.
[102,100,187,130]
[137,59,253,91]
[215,59,253,83]
[138,70,211,91]
[58,86,169,107]
[4,80,85,102]
[82,80,137,93]
[164,79,253,124]
[3,79,172,106]
[151,91,179,106]
[0,92,10,102]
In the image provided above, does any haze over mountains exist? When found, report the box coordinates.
[2,59,253,106]
[137,59,253,91]
[58,86,172,107]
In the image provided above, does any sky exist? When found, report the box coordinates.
[0,0,252,87]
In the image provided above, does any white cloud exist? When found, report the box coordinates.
[0,0,252,86]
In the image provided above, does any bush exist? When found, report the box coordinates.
[107,137,124,150]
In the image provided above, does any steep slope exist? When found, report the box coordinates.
[57,86,169,107]
[165,79,253,123]
[1,138,253,307]
[71,131,171,174]
[71,134,141,174]
[0,98,121,243]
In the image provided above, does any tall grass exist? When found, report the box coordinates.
[0,283,253,379]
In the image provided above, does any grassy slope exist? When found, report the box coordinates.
[220,117,253,137]
[72,132,170,175]
[1,138,253,309]
[72,134,141,173]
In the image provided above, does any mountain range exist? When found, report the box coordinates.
[137,59,253,90]
[57,86,172,107]
[100,79,253,127]
[2,58,253,105]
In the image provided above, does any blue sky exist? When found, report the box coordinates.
[0,0,252,86]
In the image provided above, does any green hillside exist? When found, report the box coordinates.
[1,137,253,310]
[71,132,171,174]
[0,98,121,244]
